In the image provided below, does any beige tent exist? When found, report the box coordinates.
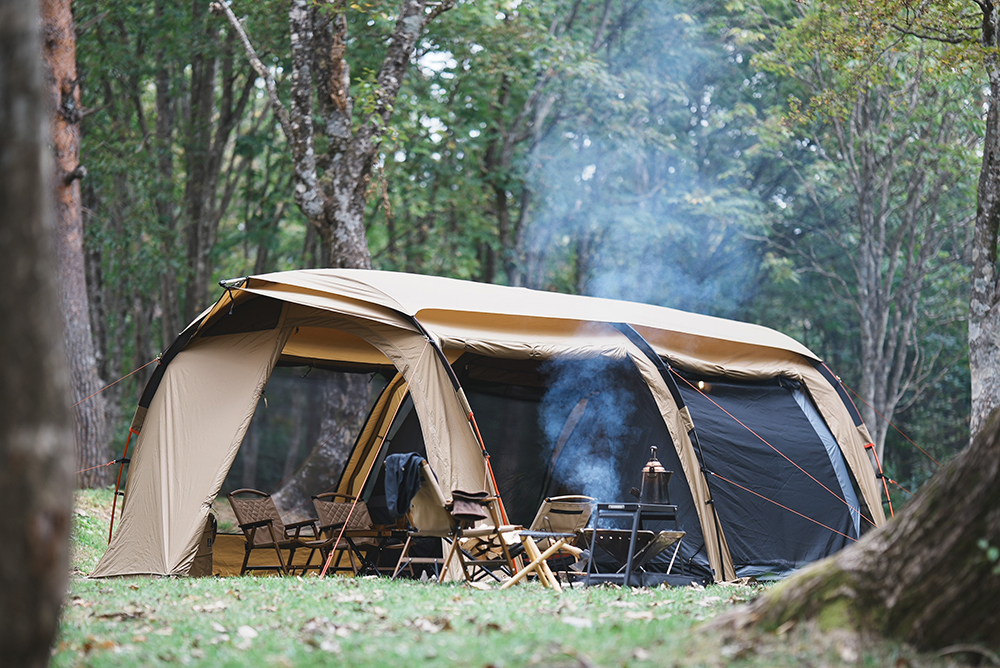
[93,269,885,580]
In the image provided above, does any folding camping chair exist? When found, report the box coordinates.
[508,495,595,584]
[391,461,520,583]
[227,488,324,575]
[311,493,402,575]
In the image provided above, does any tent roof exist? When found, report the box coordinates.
[245,269,819,361]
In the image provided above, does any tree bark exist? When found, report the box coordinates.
[0,0,75,664]
[41,0,110,487]
[216,0,450,269]
[709,407,1000,650]
[970,44,1000,439]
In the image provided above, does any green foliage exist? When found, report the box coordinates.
[978,538,1000,575]
[74,0,979,492]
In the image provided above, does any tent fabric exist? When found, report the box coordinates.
[94,324,291,577]
[649,345,885,525]
[791,386,862,536]
[678,378,859,578]
[249,269,817,360]
[94,269,884,580]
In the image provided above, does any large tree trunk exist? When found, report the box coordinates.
[41,0,110,487]
[710,408,1000,650]
[0,0,75,664]
[969,51,1000,439]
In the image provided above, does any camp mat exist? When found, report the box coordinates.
[211,534,353,577]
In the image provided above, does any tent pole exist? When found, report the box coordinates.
[866,443,895,518]
[107,427,137,544]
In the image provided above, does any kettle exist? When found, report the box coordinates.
[630,446,673,505]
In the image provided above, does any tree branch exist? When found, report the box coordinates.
[210,1,292,139]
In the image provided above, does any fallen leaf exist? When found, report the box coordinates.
[561,616,592,629]
[153,627,174,636]
[411,617,451,634]
[210,622,226,633]
[96,605,146,622]
[193,601,227,613]
[237,625,258,640]
[319,640,341,653]
[633,647,651,661]
[624,611,654,621]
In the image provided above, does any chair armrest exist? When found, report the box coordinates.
[285,518,318,539]
[239,518,274,530]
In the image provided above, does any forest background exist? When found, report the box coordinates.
[69,0,982,499]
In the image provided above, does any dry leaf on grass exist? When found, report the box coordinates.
[96,604,147,621]
[410,616,453,633]
[237,625,258,639]
[624,611,654,621]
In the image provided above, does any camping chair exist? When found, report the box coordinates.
[311,493,402,575]
[509,495,595,582]
[227,488,323,575]
[391,461,520,583]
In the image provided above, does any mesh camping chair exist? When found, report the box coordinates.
[227,488,322,575]
[391,461,520,583]
[312,493,401,575]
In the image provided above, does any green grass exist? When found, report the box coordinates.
[59,490,970,668]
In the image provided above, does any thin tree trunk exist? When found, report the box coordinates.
[41,0,110,487]
[970,51,1000,439]
[0,1,75,663]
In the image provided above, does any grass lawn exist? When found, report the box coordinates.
[58,490,968,668]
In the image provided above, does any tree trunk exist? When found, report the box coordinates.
[0,1,75,664]
[41,0,110,487]
[709,408,1000,650]
[970,51,1000,439]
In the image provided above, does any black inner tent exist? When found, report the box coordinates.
[677,374,863,578]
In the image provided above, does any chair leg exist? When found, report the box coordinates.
[439,537,461,583]
[266,524,288,576]
[241,546,252,575]
[392,537,413,579]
